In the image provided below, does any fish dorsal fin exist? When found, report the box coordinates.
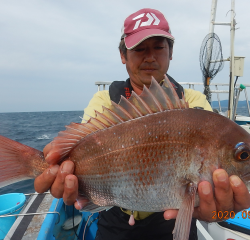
[110,101,133,120]
[88,117,108,129]
[149,77,174,110]
[118,95,143,118]
[102,106,125,124]
[129,91,153,115]
[46,75,188,162]
[49,122,95,160]
[162,75,187,109]
[140,85,163,113]
[95,110,115,127]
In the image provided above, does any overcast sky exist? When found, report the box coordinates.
[0,0,249,112]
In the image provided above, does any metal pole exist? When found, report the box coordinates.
[209,0,217,34]
[204,0,218,103]
[232,88,240,120]
[213,22,231,26]
[244,88,250,117]
[210,58,230,63]
[228,0,236,119]
[24,192,50,196]
[215,85,222,112]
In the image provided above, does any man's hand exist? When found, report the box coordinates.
[163,169,250,221]
[34,143,84,210]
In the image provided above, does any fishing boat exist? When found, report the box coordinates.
[0,192,98,240]
[180,0,250,238]
[1,0,250,239]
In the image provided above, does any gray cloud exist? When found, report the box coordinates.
[0,0,249,112]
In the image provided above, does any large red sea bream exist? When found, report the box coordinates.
[0,76,250,240]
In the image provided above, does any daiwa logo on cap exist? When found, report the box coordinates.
[122,8,175,49]
[132,13,160,30]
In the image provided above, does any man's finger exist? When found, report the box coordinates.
[43,142,52,157]
[34,165,59,193]
[63,175,79,205]
[43,142,62,165]
[163,209,178,220]
[193,181,216,221]
[213,169,234,212]
[74,196,90,210]
[45,151,62,165]
[230,175,250,212]
[50,161,75,199]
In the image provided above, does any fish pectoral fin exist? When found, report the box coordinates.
[173,182,197,240]
[79,201,113,213]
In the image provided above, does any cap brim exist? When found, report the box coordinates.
[124,28,175,50]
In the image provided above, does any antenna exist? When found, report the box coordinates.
[203,0,238,119]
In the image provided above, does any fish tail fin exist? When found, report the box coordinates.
[0,135,46,188]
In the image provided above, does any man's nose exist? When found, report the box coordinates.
[144,48,156,62]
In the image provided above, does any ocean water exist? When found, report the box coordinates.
[212,106,250,117]
[0,107,249,195]
[235,107,250,116]
[0,111,83,195]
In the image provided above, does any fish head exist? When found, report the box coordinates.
[218,122,250,187]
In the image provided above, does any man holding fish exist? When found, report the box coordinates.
[34,8,250,240]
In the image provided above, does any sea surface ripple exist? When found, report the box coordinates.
[0,110,83,195]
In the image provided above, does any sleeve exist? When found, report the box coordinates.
[82,90,111,123]
[184,89,213,111]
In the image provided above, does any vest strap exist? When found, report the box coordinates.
[109,74,184,104]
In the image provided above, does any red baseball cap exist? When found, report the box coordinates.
[121,8,174,49]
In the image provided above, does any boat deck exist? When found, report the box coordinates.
[4,193,54,240]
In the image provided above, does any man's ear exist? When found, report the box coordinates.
[120,50,126,64]
[170,49,173,60]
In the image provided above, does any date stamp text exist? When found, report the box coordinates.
[212,210,250,220]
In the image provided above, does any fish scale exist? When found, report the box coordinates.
[69,109,221,211]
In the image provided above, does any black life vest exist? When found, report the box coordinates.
[109,74,184,104]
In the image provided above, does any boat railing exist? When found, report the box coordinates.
[180,82,250,116]
[0,211,60,224]
[95,82,112,91]
[95,81,250,117]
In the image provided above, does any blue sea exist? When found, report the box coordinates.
[211,107,250,117]
[0,107,249,195]
[0,111,83,195]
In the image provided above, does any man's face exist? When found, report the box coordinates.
[120,36,172,90]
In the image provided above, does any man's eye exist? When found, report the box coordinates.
[134,48,144,52]
[155,46,164,50]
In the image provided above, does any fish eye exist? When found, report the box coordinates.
[240,152,250,160]
[234,142,250,161]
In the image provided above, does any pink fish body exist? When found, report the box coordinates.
[0,76,250,240]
